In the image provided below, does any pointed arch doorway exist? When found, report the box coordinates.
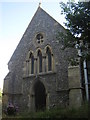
[34,80,46,111]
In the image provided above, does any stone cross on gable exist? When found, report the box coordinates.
[39,0,41,7]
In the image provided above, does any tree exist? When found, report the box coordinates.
[58,1,90,59]
[0,92,1,98]
[58,1,90,101]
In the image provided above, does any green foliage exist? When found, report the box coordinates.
[58,1,90,60]
[3,103,88,118]
[56,30,77,49]
[0,92,2,98]
[60,2,90,43]
[68,57,79,66]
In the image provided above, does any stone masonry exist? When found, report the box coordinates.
[2,6,82,113]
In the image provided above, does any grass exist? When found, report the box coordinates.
[2,103,88,119]
[0,97,2,119]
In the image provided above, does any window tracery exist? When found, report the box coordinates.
[25,46,55,77]
[36,33,43,44]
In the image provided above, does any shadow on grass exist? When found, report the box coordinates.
[0,97,2,120]
[2,102,88,119]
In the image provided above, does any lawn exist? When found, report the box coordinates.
[0,97,2,119]
[2,102,88,119]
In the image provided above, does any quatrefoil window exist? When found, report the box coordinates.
[36,33,43,44]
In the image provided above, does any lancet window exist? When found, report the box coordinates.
[29,52,34,74]
[46,47,52,71]
[37,50,42,73]
[25,46,55,77]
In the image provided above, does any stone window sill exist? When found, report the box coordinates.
[23,71,56,79]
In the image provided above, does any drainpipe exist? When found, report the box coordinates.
[83,59,89,101]
[76,41,89,101]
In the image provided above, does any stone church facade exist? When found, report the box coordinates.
[3,6,85,113]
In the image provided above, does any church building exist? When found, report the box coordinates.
[3,6,87,113]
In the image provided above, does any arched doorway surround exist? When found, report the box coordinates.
[29,77,49,111]
[34,80,46,111]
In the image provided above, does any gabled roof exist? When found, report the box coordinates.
[30,6,63,28]
[8,6,65,64]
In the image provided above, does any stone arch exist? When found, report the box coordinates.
[36,48,43,73]
[26,50,34,60]
[44,45,53,54]
[34,80,46,111]
[25,50,35,75]
[36,47,42,53]
[44,45,55,72]
[29,77,49,111]
[30,76,48,97]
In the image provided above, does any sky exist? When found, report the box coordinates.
[0,0,80,89]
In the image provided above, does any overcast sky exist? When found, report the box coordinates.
[0,0,80,89]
